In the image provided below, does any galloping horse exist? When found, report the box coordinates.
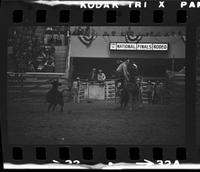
[46,80,64,112]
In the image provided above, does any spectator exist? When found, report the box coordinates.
[111,31,116,36]
[97,69,106,83]
[72,77,81,103]
[49,45,55,56]
[18,58,27,73]
[9,27,58,73]
[44,58,55,72]
[179,66,185,74]
[44,35,48,45]
[152,80,160,104]
[103,32,109,36]
[56,35,62,45]
[27,60,35,72]
[153,81,165,104]
[77,26,84,35]
[146,80,154,104]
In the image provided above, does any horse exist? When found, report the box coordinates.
[115,63,140,110]
[46,80,64,112]
[124,78,140,111]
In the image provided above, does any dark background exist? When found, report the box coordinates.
[72,57,185,79]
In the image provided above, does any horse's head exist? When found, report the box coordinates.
[127,65,138,84]
[128,63,138,76]
[51,80,61,90]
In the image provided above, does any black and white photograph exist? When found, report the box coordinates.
[196,27,200,146]
[7,26,186,145]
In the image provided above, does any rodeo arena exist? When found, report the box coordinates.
[7,26,186,145]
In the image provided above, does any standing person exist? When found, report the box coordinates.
[18,58,26,73]
[152,80,160,104]
[44,57,55,72]
[27,60,35,72]
[97,69,106,82]
[146,80,153,104]
[72,77,81,103]
[88,68,97,82]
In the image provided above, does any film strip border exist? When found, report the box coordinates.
[11,9,188,24]
[0,0,200,165]
[6,8,189,25]
[1,1,200,25]
[6,146,190,164]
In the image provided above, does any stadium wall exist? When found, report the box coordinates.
[70,36,185,59]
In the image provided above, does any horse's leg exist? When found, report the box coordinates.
[48,103,52,112]
[52,104,56,111]
[60,103,64,112]
[128,91,133,111]
[124,91,129,109]
[120,98,123,109]
[119,95,124,109]
[161,94,164,104]
[134,90,139,108]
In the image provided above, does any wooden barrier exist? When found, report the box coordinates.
[104,80,116,101]
[77,82,88,103]
[76,80,116,102]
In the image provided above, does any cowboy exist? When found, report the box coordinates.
[116,59,130,85]
[88,68,97,82]
[72,77,81,103]
[97,69,106,82]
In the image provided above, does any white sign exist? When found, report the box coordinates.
[110,43,168,51]
[153,43,168,51]
[117,43,137,50]
[137,43,153,50]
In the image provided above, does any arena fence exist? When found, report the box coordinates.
[76,79,166,104]
[7,71,185,104]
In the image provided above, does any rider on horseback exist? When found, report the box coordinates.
[116,59,140,110]
[116,59,138,86]
[116,59,130,87]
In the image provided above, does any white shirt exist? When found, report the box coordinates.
[97,73,106,81]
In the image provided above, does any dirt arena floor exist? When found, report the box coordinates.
[7,99,185,145]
